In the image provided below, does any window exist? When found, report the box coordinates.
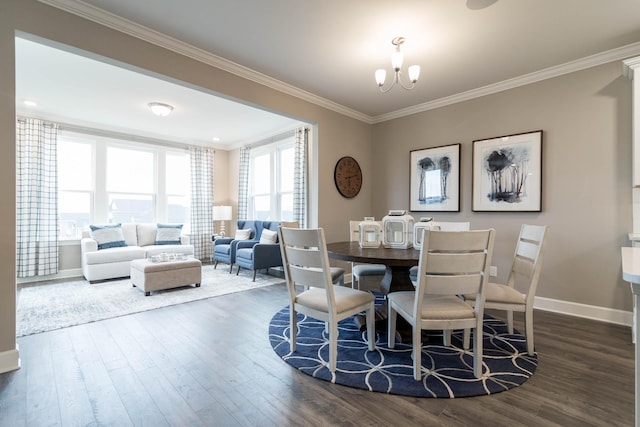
[107,146,155,223]
[58,136,93,239]
[56,130,191,239]
[249,140,295,220]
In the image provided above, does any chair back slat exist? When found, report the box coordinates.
[415,229,495,311]
[424,274,484,295]
[279,226,335,295]
[512,255,534,278]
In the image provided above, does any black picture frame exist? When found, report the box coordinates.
[409,143,461,212]
[472,130,543,212]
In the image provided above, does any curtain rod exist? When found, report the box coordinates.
[249,126,309,149]
[17,115,196,151]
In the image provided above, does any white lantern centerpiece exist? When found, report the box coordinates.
[358,217,382,248]
[382,210,414,249]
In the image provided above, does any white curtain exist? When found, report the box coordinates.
[237,146,250,220]
[189,146,214,260]
[293,127,308,228]
[16,118,59,277]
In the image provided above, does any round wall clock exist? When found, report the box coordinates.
[334,156,362,198]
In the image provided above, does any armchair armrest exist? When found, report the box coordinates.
[236,240,259,250]
[180,234,191,245]
[252,243,283,269]
[213,237,233,247]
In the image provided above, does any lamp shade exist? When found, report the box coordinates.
[212,205,232,221]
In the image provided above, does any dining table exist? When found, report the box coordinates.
[326,241,420,294]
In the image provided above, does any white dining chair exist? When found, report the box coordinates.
[278,227,376,373]
[463,224,548,355]
[388,229,495,380]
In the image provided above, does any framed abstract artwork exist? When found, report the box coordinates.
[409,143,461,212]
[472,130,543,212]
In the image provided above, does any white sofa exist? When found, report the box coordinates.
[81,223,194,283]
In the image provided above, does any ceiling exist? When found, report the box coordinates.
[18,0,640,149]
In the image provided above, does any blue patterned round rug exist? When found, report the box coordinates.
[268,294,538,398]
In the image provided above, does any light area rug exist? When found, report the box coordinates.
[17,264,284,337]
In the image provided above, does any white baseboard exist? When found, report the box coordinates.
[17,268,83,285]
[0,345,20,374]
[534,296,632,327]
[346,273,633,328]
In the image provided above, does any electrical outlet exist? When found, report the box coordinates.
[489,266,498,277]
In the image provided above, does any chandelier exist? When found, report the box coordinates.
[375,36,421,93]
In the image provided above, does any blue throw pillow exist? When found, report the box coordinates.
[155,223,183,245]
[89,224,127,250]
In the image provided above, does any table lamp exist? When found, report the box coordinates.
[212,205,232,237]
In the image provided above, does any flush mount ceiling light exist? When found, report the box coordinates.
[375,36,421,93]
[148,102,174,116]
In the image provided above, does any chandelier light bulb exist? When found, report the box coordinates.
[374,36,420,93]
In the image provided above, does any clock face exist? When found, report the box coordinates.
[334,156,362,198]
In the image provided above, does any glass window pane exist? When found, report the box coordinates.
[107,147,154,193]
[59,191,91,239]
[280,146,294,192]
[58,139,92,191]
[108,193,153,223]
[280,193,293,221]
[166,152,190,195]
[253,195,270,220]
[167,195,190,233]
[252,153,271,194]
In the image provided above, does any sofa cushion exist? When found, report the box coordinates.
[89,224,127,250]
[137,223,157,246]
[85,245,146,265]
[121,223,138,246]
[259,229,278,244]
[235,229,252,240]
[155,223,183,245]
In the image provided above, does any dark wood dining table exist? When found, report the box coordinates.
[326,241,420,294]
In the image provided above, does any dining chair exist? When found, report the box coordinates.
[349,220,386,289]
[388,229,495,380]
[278,227,376,373]
[409,221,471,284]
[463,224,548,356]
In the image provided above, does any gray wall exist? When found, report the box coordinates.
[372,61,633,312]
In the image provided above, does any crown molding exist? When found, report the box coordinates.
[37,1,640,126]
[373,41,640,123]
[37,0,373,124]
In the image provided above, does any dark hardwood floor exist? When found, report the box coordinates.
[0,282,634,426]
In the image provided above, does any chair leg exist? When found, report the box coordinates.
[329,320,338,373]
[443,330,452,347]
[236,266,241,275]
[525,307,535,355]
[388,305,397,348]
[473,319,483,379]
[366,303,375,351]
[290,307,297,353]
[229,263,234,273]
[252,270,256,281]
[413,325,422,381]
[214,260,218,269]
[506,310,514,334]
[462,329,470,350]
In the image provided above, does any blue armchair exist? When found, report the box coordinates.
[213,220,259,273]
[235,221,283,281]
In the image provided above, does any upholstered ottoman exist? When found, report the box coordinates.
[130,258,202,296]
